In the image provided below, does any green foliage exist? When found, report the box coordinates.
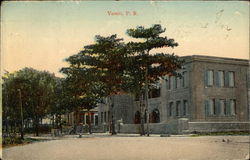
[62,24,184,111]
[50,78,73,115]
[191,131,249,137]
[2,135,49,147]
[3,136,23,146]
[125,24,183,95]
[125,24,184,135]
[127,24,166,39]
[61,34,131,112]
[2,68,59,132]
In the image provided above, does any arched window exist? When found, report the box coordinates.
[134,111,141,124]
[144,111,147,123]
[169,102,173,116]
[150,109,160,123]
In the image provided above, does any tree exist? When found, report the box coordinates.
[61,66,107,134]
[61,34,130,134]
[48,78,72,132]
[61,54,102,133]
[62,25,184,136]
[126,24,183,135]
[2,68,58,136]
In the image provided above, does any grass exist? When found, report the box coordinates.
[190,131,249,137]
[2,136,50,148]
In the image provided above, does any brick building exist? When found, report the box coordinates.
[98,55,249,134]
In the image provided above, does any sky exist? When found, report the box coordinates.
[1,1,249,77]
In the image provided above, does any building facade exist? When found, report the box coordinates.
[163,55,249,123]
[62,108,99,126]
[98,55,249,134]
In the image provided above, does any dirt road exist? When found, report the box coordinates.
[3,135,249,160]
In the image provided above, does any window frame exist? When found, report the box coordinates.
[228,71,235,87]
[219,99,226,116]
[230,99,236,115]
[169,102,174,117]
[182,71,188,88]
[218,70,225,87]
[206,70,214,87]
[176,101,181,117]
[183,100,188,116]
[208,98,216,116]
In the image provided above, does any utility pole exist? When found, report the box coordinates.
[110,97,116,135]
[5,94,9,134]
[145,49,150,137]
[17,89,24,140]
[145,67,149,136]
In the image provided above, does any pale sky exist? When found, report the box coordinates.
[1,1,249,77]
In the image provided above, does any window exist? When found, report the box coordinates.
[104,112,106,123]
[150,109,160,123]
[149,88,161,98]
[169,76,174,90]
[176,101,181,116]
[83,115,86,124]
[169,102,173,116]
[95,115,98,126]
[182,71,188,88]
[86,115,90,124]
[230,99,236,115]
[80,114,83,123]
[177,77,181,89]
[218,71,225,87]
[169,76,175,90]
[101,112,103,123]
[228,72,235,87]
[168,76,171,90]
[208,99,215,115]
[134,111,141,124]
[174,76,178,89]
[91,114,94,123]
[108,111,110,122]
[206,70,214,86]
[166,76,171,90]
[219,99,226,115]
[183,100,188,116]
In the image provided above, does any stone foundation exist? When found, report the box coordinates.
[117,119,250,134]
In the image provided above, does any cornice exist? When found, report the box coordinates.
[182,55,249,66]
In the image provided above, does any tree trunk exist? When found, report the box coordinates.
[108,98,111,134]
[109,97,116,135]
[52,115,55,129]
[67,112,70,125]
[59,115,62,134]
[88,109,92,134]
[140,94,145,136]
[73,109,79,134]
[145,60,150,136]
[10,123,13,133]
[111,116,116,135]
[34,117,39,136]
[5,118,9,135]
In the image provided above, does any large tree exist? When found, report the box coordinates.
[62,25,183,135]
[61,34,130,134]
[61,65,107,134]
[2,68,58,136]
[126,24,183,135]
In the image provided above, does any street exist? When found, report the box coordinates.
[3,135,249,160]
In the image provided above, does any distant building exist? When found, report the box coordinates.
[98,55,250,134]
[62,108,98,126]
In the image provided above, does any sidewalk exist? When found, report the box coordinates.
[25,132,193,140]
